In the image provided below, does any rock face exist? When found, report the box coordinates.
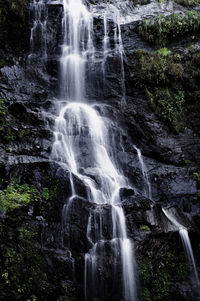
[0,1,200,301]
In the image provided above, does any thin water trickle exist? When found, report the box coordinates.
[28,0,48,62]
[101,5,126,105]
[162,208,200,295]
[135,148,200,298]
[134,146,152,199]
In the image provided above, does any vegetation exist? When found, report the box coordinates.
[138,250,189,301]
[0,173,76,300]
[138,11,200,47]
[140,225,151,231]
[174,0,200,7]
[0,218,52,301]
[0,179,41,211]
[192,172,200,197]
[146,88,184,131]
[131,47,200,132]
[193,172,200,184]
[0,98,33,144]
[133,49,185,130]
[0,0,29,54]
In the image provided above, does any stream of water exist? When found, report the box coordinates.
[162,208,200,297]
[28,0,200,299]
[28,0,48,62]
[50,0,137,300]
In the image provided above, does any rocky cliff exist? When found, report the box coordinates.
[0,0,200,300]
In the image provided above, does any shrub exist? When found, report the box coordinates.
[140,225,151,231]
[174,0,200,7]
[0,179,40,211]
[134,49,183,86]
[146,88,184,130]
[138,12,200,47]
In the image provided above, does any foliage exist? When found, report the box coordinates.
[174,0,200,7]
[132,48,200,132]
[58,282,76,301]
[0,97,7,134]
[193,172,200,183]
[0,0,29,25]
[0,220,52,301]
[157,48,172,56]
[133,49,185,130]
[138,251,189,301]
[0,172,76,300]
[146,88,184,130]
[0,97,33,144]
[134,49,183,86]
[0,179,41,211]
[140,225,151,231]
[138,11,200,47]
[193,172,200,193]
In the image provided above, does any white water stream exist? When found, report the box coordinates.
[134,146,152,199]
[136,149,200,298]
[28,0,200,299]
[28,0,48,62]
[50,0,137,300]
[162,208,200,293]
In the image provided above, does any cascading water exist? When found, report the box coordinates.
[51,0,137,300]
[135,149,200,298]
[28,0,48,62]
[162,208,200,298]
[134,146,152,199]
[102,5,126,104]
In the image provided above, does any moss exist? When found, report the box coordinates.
[157,47,172,56]
[174,0,200,7]
[0,98,34,144]
[138,11,200,47]
[0,218,53,301]
[140,225,151,231]
[0,188,76,300]
[192,172,200,197]
[134,49,183,86]
[131,48,200,133]
[138,251,189,301]
[184,159,193,165]
[0,178,56,213]
[58,282,76,301]
[146,88,184,131]
[0,179,41,211]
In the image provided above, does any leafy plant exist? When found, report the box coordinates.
[140,225,151,231]
[146,88,184,130]
[157,48,172,56]
[138,12,200,47]
[138,251,189,301]
[0,179,40,211]
[174,0,200,7]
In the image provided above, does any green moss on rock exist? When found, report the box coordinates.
[138,12,200,47]
[0,179,41,211]
[174,0,200,7]
[138,249,189,301]
[130,48,200,133]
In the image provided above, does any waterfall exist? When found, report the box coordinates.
[134,146,152,199]
[28,0,48,62]
[134,146,200,297]
[50,0,137,300]
[162,208,200,297]
[102,5,126,105]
